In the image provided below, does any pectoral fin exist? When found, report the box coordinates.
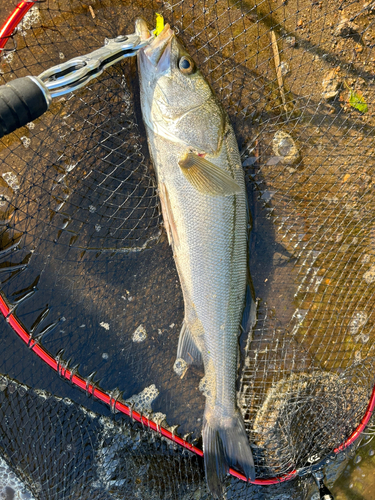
[179,153,241,196]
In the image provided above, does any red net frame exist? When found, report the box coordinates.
[0,0,374,487]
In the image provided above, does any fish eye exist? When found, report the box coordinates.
[178,56,195,74]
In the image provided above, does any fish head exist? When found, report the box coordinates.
[136,19,225,155]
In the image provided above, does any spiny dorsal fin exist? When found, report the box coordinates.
[179,153,241,196]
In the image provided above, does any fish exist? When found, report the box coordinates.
[136,18,255,497]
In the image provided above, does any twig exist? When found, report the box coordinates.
[270,29,288,114]
[89,5,95,19]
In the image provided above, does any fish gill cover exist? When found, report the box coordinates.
[0,0,374,498]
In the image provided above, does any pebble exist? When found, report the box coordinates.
[363,265,375,284]
[284,36,296,47]
[348,311,367,335]
[272,131,300,165]
[334,17,359,37]
[280,61,290,76]
[322,69,341,100]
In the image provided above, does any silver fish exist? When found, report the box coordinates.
[136,19,255,497]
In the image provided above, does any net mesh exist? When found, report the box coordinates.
[2,372,352,500]
[0,0,374,497]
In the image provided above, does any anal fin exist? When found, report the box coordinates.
[177,321,203,366]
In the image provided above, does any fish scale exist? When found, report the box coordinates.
[137,19,254,497]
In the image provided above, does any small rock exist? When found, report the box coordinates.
[284,36,296,47]
[322,69,341,100]
[100,322,110,330]
[362,254,371,264]
[363,265,375,284]
[357,333,369,344]
[348,311,367,335]
[334,17,359,37]
[280,61,290,76]
[272,131,300,165]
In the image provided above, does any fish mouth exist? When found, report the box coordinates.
[136,18,174,72]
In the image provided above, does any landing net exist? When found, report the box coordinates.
[0,0,374,498]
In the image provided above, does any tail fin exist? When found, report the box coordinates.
[202,410,255,498]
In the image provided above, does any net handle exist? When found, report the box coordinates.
[0,0,373,486]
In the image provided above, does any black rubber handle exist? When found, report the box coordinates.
[0,76,50,139]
